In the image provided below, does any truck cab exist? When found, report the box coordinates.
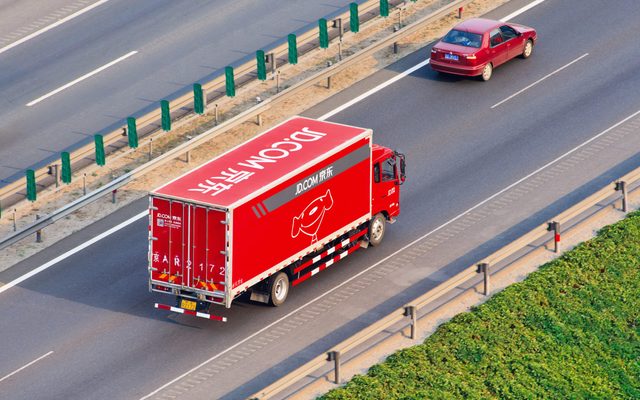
[371,144,406,220]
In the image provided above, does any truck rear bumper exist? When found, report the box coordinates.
[154,303,227,322]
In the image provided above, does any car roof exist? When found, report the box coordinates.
[452,18,502,34]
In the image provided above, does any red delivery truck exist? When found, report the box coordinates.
[149,117,405,321]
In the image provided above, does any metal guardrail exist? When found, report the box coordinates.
[248,164,640,399]
[0,0,401,209]
[0,0,472,250]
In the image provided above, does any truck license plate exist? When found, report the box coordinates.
[180,299,197,311]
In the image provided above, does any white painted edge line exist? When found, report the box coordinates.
[0,351,54,383]
[0,0,111,56]
[0,211,146,296]
[26,50,138,106]
[500,0,546,22]
[139,106,640,400]
[491,53,589,109]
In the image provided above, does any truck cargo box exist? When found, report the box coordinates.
[149,117,372,307]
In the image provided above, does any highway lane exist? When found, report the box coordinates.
[2,0,640,398]
[0,0,363,185]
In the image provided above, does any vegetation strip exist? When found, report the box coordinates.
[321,212,640,399]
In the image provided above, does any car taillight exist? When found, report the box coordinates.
[465,54,477,60]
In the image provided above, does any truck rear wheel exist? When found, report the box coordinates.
[268,272,289,307]
[368,213,386,247]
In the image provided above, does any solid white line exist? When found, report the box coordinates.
[500,0,547,22]
[0,211,147,295]
[491,53,589,109]
[0,0,111,56]
[26,50,138,107]
[319,60,429,121]
[0,351,54,383]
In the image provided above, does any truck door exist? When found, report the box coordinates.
[372,155,400,218]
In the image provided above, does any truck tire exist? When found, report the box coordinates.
[268,272,290,307]
[368,213,386,247]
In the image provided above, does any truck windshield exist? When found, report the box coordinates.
[442,29,482,48]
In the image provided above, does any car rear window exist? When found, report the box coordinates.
[441,29,482,48]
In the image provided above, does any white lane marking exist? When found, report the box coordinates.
[0,351,54,383]
[319,59,430,121]
[0,211,146,295]
[491,53,589,109]
[0,0,111,56]
[500,0,547,22]
[26,50,138,106]
[142,107,640,399]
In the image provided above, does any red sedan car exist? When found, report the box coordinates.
[430,18,537,81]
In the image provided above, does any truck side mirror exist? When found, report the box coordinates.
[396,152,406,185]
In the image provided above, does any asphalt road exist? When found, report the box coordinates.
[2,0,640,399]
[0,0,363,185]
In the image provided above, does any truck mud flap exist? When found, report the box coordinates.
[292,229,367,286]
[154,303,227,322]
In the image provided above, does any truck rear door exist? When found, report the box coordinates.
[149,196,227,300]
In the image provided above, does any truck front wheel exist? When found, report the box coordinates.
[368,213,386,246]
[268,272,290,307]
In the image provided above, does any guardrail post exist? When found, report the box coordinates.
[327,351,341,384]
[326,61,333,88]
[458,7,463,18]
[268,52,276,78]
[48,164,59,188]
[13,209,17,231]
[112,189,117,204]
[214,104,219,125]
[276,70,281,93]
[35,214,42,243]
[477,263,490,296]
[404,306,417,339]
[148,138,153,161]
[547,221,560,253]
[333,17,343,60]
[615,181,628,212]
[83,173,87,195]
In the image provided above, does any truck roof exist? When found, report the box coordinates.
[152,117,371,208]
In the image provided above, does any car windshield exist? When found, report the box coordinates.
[441,29,482,48]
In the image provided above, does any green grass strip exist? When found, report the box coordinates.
[320,212,640,399]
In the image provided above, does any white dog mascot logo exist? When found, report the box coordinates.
[291,189,334,243]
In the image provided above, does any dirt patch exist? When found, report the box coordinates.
[0,0,508,272]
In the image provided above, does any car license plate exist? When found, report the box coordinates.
[180,299,197,311]
[444,53,459,61]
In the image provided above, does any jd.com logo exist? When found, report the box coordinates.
[291,190,333,244]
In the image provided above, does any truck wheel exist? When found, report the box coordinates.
[368,213,386,247]
[268,272,289,307]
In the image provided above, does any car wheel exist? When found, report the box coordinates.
[481,63,493,81]
[521,39,534,59]
[267,272,289,307]
[368,213,386,247]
